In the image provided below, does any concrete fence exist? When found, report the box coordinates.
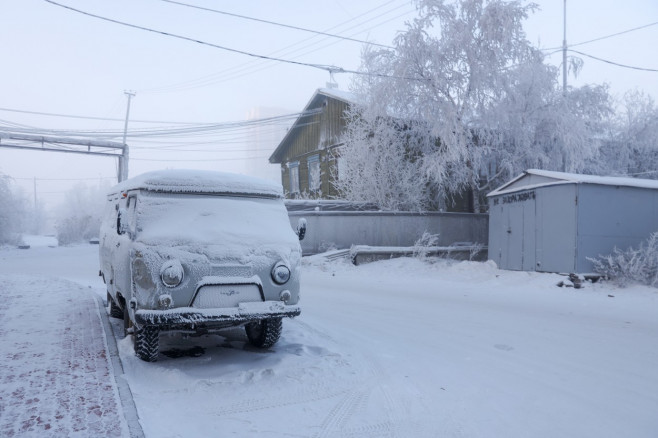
[287,210,489,256]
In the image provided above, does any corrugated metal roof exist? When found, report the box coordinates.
[488,169,658,197]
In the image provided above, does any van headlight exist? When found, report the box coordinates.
[271,262,291,285]
[133,257,155,290]
[161,259,184,288]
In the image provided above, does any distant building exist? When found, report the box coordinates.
[245,107,292,183]
[269,88,354,199]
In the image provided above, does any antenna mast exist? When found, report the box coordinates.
[562,0,567,95]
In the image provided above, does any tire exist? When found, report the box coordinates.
[245,318,283,349]
[107,292,124,319]
[134,326,159,362]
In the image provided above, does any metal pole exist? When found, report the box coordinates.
[119,90,135,182]
[562,0,567,95]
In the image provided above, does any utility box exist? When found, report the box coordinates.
[487,169,658,273]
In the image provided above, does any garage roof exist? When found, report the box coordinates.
[488,169,658,197]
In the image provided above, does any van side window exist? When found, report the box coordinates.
[126,196,138,236]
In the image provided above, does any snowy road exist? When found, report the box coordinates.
[1,241,657,437]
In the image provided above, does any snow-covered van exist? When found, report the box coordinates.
[99,170,305,362]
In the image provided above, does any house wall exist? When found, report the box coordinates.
[287,211,489,255]
[279,97,349,198]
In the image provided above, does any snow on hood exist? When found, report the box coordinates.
[110,169,284,198]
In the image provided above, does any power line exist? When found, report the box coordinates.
[43,0,416,84]
[43,0,341,74]
[130,155,270,162]
[0,109,321,140]
[139,1,413,94]
[542,21,658,51]
[160,0,393,49]
[12,176,116,181]
[0,106,216,125]
[568,49,658,73]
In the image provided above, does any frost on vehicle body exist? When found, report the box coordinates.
[99,170,305,362]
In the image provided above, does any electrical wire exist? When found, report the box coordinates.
[542,21,658,51]
[0,106,219,125]
[0,109,322,140]
[43,0,419,92]
[139,2,413,94]
[43,0,342,74]
[159,0,393,49]
[568,49,658,73]
[12,176,116,181]
[130,155,271,162]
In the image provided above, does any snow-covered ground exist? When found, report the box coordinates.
[1,238,657,437]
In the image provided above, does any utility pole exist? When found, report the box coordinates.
[562,0,567,95]
[119,90,135,182]
[33,177,39,235]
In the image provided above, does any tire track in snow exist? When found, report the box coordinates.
[210,386,350,416]
[313,384,373,438]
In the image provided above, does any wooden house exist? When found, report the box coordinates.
[269,88,355,199]
[269,87,477,212]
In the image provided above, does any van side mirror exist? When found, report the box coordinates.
[117,208,128,235]
[296,218,307,241]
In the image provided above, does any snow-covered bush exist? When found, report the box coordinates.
[468,243,484,261]
[413,232,440,259]
[589,232,658,287]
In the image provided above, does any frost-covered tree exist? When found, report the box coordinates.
[600,91,658,178]
[337,0,613,211]
[54,181,109,245]
[0,173,26,245]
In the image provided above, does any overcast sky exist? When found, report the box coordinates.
[2,0,657,210]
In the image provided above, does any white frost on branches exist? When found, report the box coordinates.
[590,232,658,287]
[601,91,658,178]
[0,173,27,245]
[336,0,615,211]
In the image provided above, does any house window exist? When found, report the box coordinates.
[336,154,346,181]
[307,154,321,192]
[288,161,300,194]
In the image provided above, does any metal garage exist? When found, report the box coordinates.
[487,169,658,273]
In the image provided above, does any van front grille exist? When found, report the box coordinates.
[192,284,262,309]
[210,264,251,278]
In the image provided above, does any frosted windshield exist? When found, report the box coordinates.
[134,193,297,248]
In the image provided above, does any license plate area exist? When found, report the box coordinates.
[192,284,262,309]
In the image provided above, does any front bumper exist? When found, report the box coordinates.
[134,301,301,331]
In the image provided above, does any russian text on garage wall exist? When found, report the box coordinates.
[493,190,536,206]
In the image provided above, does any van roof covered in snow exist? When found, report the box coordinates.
[487,169,658,197]
[109,169,284,198]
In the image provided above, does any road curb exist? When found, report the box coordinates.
[95,295,145,438]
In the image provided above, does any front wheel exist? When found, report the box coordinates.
[134,326,159,362]
[245,318,283,348]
